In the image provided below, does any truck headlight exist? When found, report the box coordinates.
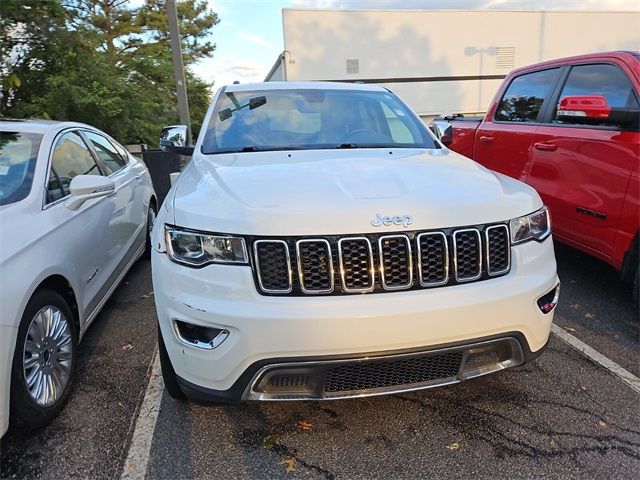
[509,207,551,245]
[165,226,248,266]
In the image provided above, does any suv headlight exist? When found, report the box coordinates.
[509,207,551,244]
[165,226,248,267]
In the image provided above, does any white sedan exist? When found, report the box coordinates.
[0,120,156,437]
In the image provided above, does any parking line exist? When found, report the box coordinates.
[120,348,163,480]
[551,323,640,395]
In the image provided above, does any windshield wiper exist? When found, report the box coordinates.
[336,143,358,149]
[239,146,260,152]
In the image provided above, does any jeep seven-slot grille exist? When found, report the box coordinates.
[251,224,511,296]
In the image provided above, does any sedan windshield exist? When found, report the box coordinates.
[0,132,42,207]
[202,88,437,154]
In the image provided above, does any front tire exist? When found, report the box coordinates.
[158,324,185,400]
[143,201,157,259]
[10,289,78,431]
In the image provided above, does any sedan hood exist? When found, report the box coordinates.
[171,148,541,236]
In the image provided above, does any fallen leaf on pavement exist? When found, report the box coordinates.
[564,327,577,333]
[570,303,580,309]
[585,313,596,319]
[278,455,296,474]
[141,291,154,299]
[297,420,313,430]
[580,385,587,391]
[262,434,280,449]
[447,442,460,450]
[598,420,607,428]
[550,439,558,449]
[122,344,134,351]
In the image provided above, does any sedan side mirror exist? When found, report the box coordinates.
[430,121,453,146]
[65,175,115,210]
[160,125,194,156]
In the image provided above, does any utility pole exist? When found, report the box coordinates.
[167,0,192,144]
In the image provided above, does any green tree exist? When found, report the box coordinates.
[1,0,219,146]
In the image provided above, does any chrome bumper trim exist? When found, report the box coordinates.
[243,337,524,401]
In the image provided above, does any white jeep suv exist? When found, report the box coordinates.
[152,82,559,402]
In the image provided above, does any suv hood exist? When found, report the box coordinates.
[171,148,541,235]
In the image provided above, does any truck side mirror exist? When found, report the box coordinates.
[160,125,194,156]
[556,95,640,128]
[431,121,453,146]
[556,95,611,120]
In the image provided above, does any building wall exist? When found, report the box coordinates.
[274,9,640,116]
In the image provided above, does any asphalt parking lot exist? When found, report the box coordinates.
[1,244,639,479]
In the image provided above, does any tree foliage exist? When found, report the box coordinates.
[0,0,219,145]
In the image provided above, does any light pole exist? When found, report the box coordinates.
[167,0,192,144]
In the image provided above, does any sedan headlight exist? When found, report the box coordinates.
[165,226,248,267]
[509,207,551,244]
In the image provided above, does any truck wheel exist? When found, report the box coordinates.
[158,324,185,400]
[10,289,78,431]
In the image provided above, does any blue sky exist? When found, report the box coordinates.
[196,0,639,88]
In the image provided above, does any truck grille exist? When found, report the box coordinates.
[251,223,511,296]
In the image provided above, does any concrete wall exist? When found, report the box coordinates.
[273,9,640,116]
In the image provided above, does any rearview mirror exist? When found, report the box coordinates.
[65,175,115,210]
[430,121,453,146]
[160,125,194,155]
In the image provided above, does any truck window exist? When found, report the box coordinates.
[494,68,559,123]
[552,63,640,125]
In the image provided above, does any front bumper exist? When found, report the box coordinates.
[152,237,558,401]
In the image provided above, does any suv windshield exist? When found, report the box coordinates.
[0,131,42,207]
[202,88,437,154]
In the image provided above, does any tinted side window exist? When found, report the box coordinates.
[553,63,639,125]
[84,131,127,175]
[51,132,101,197]
[495,69,559,122]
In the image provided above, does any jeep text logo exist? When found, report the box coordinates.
[370,213,414,228]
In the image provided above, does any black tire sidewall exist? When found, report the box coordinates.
[157,324,186,400]
[143,202,157,259]
[10,289,78,430]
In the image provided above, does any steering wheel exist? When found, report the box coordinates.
[342,129,379,143]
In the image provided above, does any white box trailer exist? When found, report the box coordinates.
[265,9,640,119]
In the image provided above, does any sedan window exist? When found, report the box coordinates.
[84,131,127,175]
[51,132,102,197]
[0,131,43,206]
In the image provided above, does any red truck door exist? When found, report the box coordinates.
[526,62,640,266]
[473,68,563,182]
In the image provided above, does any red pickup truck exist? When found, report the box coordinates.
[434,51,640,303]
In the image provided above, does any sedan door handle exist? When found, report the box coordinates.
[479,136,494,144]
[533,142,558,152]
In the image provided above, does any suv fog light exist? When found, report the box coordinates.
[172,319,229,350]
[537,283,560,314]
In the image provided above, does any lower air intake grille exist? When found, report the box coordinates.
[324,351,464,393]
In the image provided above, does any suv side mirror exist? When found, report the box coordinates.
[431,121,453,146]
[556,95,640,128]
[160,125,194,156]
